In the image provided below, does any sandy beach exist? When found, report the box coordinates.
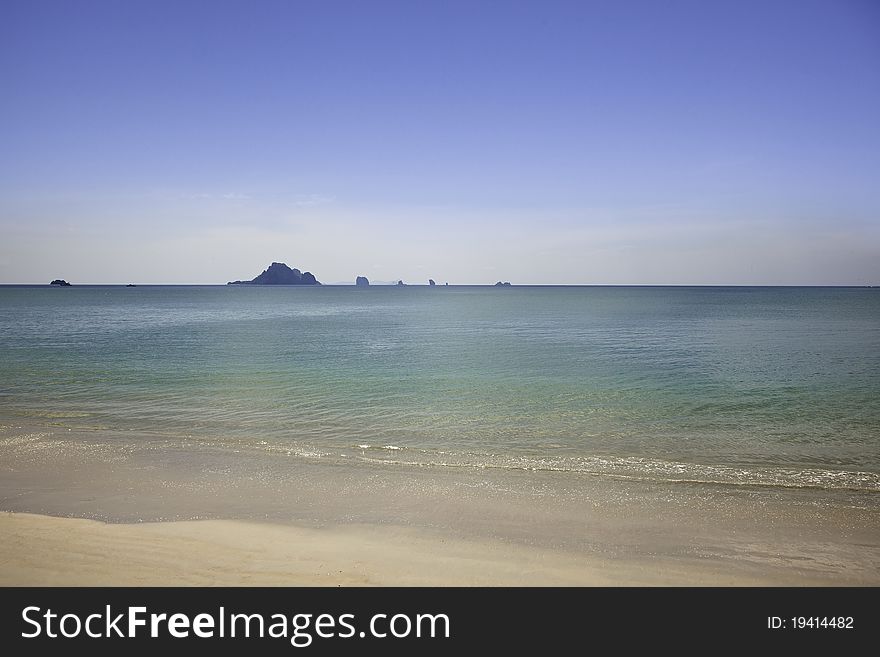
[0,511,866,587]
[0,512,664,586]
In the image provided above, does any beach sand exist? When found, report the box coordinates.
[0,511,853,586]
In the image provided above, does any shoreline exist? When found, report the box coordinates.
[0,511,865,587]
[2,426,878,587]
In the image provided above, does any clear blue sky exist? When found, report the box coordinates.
[2,0,878,284]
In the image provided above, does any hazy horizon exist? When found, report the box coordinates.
[2,0,879,286]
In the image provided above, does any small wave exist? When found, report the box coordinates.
[15,410,93,419]
[248,438,878,493]
[352,443,404,451]
[351,450,880,493]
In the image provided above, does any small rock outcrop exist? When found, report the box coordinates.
[396,280,406,286]
[428,279,436,286]
[355,276,370,287]
[227,262,321,285]
[50,279,71,286]
[494,281,512,286]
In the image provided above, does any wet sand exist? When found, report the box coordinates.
[1,427,878,586]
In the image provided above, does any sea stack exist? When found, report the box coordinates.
[355,276,370,287]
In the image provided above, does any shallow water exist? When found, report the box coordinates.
[1,285,878,494]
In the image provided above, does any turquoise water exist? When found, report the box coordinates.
[1,285,878,492]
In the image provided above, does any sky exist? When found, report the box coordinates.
[1,0,879,284]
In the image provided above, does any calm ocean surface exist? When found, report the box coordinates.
[1,285,878,493]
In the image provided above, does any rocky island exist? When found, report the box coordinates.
[227,262,320,286]
[50,279,71,286]
[355,276,370,287]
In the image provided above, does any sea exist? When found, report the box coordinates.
[1,284,878,498]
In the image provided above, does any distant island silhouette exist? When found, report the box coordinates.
[227,262,320,286]
[40,270,514,286]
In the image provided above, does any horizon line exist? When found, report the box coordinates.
[1,283,876,288]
